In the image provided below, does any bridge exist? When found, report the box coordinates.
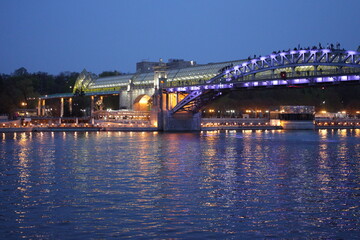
[39,48,360,131]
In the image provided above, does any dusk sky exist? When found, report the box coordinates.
[1,0,359,75]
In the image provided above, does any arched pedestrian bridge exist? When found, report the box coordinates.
[167,49,360,114]
[39,48,360,131]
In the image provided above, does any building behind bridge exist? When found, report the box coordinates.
[136,59,196,73]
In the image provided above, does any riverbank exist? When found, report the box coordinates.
[0,126,158,133]
[1,125,359,133]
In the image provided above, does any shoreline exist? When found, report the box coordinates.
[0,125,359,133]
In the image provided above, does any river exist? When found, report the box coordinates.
[1,130,359,239]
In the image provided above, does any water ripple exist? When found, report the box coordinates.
[0,130,359,239]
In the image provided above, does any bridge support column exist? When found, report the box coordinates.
[69,97,73,115]
[60,98,64,117]
[119,90,133,110]
[165,92,169,110]
[151,91,201,131]
[90,96,94,117]
[161,111,201,132]
[100,96,104,111]
[37,99,41,116]
[41,99,45,116]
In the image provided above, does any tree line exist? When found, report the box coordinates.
[0,67,79,115]
[0,68,123,115]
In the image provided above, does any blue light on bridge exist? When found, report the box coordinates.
[167,74,359,94]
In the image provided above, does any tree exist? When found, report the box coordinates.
[13,67,28,76]
[99,70,122,77]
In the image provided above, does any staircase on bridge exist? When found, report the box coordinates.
[158,48,360,131]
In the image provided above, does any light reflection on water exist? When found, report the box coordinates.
[0,130,359,239]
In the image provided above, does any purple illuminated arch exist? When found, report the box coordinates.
[208,49,360,84]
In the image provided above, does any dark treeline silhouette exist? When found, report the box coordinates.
[0,68,125,116]
[0,67,79,114]
[98,70,123,77]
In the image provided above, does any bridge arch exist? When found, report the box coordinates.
[171,49,360,114]
[209,49,360,84]
[133,94,152,111]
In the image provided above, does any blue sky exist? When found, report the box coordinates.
[1,0,359,75]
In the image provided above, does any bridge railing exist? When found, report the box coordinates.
[230,67,360,82]
[164,68,360,88]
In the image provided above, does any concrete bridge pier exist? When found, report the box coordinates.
[161,111,201,131]
[154,90,201,131]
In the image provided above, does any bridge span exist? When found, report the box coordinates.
[39,48,360,131]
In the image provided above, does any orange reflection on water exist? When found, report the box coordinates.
[355,129,360,137]
[129,132,158,175]
[339,129,348,138]
[203,132,217,158]
[318,129,327,139]
[16,135,32,201]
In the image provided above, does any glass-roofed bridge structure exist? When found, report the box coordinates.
[40,47,360,131]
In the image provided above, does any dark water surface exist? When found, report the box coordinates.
[0,130,359,239]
